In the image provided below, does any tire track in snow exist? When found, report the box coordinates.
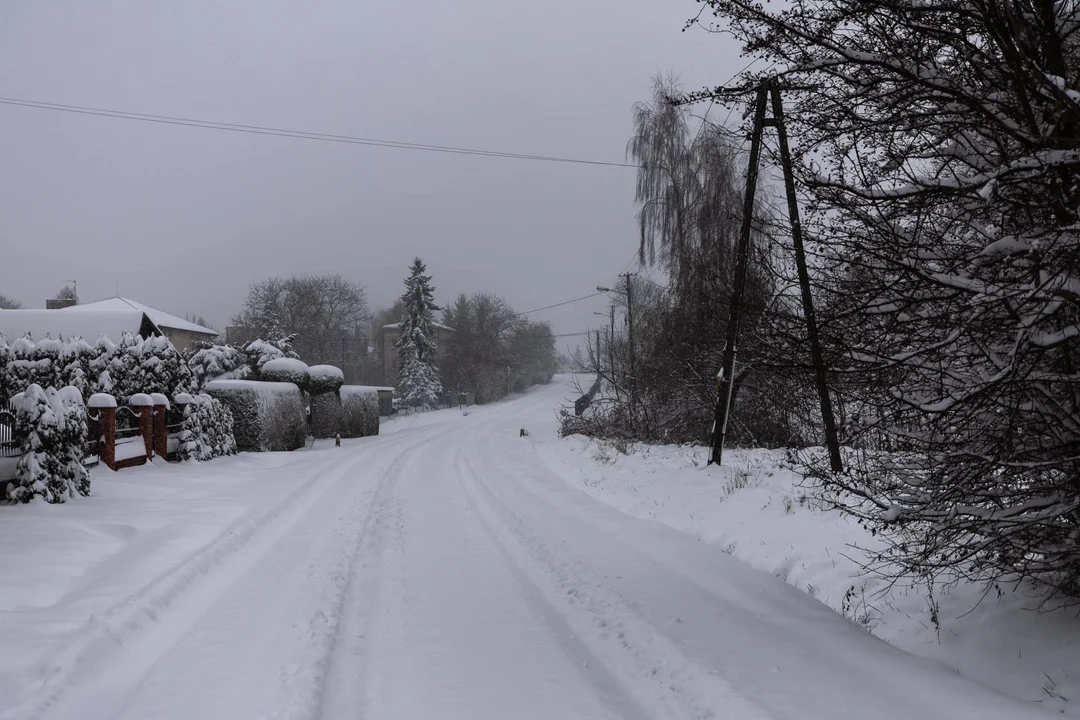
[314,444,427,720]
[454,446,777,720]
[6,424,450,720]
[451,445,653,720]
[303,423,468,720]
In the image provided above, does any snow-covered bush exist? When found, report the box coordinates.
[307,364,344,395]
[178,394,237,461]
[259,358,310,391]
[243,335,299,378]
[186,341,248,389]
[204,379,306,452]
[3,337,62,400]
[110,333,192,402]
[340,385,379,438]
[309,392,343,439]
[6,384,90,503]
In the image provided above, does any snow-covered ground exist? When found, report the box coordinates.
[0,377,1063,719]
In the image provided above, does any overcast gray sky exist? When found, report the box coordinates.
[0,0,741,346]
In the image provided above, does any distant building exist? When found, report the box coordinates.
[45,297,77,310]
[376,322,454,386]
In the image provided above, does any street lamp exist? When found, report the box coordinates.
[596,285,626,296]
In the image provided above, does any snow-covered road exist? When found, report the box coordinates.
[0,379,1055,719]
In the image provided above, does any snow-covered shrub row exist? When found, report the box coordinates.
[204,379,306,452]
[178,394,237,461]
[259,357,310,391]
[340,385,379,438]
[0,333,193,405]
[6,384,90,503]
[309,392,343,439]
[183,335,300,390]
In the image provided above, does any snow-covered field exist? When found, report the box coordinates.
[0,376,1064,719]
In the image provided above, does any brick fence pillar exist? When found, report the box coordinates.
[151,394,170,460]
[173,393,192,461]
[88,393,117,470]
[129,394,155,460]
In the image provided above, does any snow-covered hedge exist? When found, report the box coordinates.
[0,332,193,405]
[340,385,379,438]
[309,392,343,439]
[204,379,306,452]
[179,394,237,461]
[6,384,90,503]
[307,364,344,395]
[259,358,310,391]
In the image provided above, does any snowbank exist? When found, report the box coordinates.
[538,437,1080,715]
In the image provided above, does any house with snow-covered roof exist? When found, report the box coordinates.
[61,297,218,351]
[0,297,218,352]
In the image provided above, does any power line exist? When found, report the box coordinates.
[0,96,638,169]
[518,292,606,316]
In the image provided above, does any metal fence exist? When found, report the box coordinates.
[115,405,144,461]
[0,400,17,458]
[84,409,101,468]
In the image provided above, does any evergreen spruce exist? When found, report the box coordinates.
[395,258,443,408]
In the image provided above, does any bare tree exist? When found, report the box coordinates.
[441,293,557,403]
[0,294,22,310]
[577,75,786,446]
[232,274,370,376]
[691,0,1080,598]
[183,312,215,330]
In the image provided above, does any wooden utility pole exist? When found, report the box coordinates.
[595,330,602,374]
[620,272,637,427]
[708,80,843,473]
[608,305,617,399]
[710,86,767,467]
[768,82,844,473]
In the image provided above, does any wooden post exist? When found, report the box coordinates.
[710,85,768,467]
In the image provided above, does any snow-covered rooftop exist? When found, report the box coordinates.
[65,297,217,336]
[0,309,150,343]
